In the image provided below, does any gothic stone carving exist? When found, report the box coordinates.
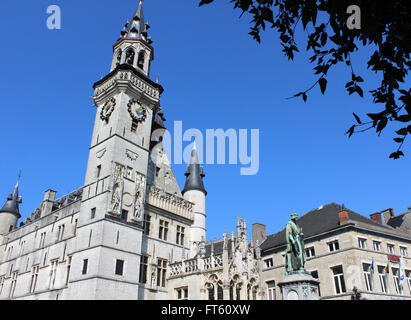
[109,163,125,216]
[133,172,146,221]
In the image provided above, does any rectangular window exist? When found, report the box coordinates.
[266,281,276,300]
[358,238,367,249]
[305,246,316,258]
[387,244,395,254]
[176,226,185,246]
[50,260,58,289]
[406,270,411,293]
[115,259,124,276]
[143,214,151,236]
[96,165,102,178]
[90,208,96,219]
[82,259,88,275]
[39,232,46,248]
[139,255,148,284]
[392,268,401,294]
[373,241,381,252]
[157,258,167,287]
[328,240,340,252]
[378,265,388,293]
[131,120,138,133]
[400,246,407,257]
[264,258,274,268]
[121,209,128,221]
[159,220,169,241]
[362,263,373,291]
[176,287,189,300]
[331,265,346,294]
[57,225,65,241]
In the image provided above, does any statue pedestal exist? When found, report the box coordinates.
[278,272,320,300]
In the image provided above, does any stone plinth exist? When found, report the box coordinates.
[278,272,320,300]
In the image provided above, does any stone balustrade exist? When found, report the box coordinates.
[147,186,194,221]
[168,255,224,278]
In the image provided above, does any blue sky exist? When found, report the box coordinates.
[0,0,410,241]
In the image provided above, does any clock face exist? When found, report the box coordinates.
[127,99,147,123]
[100,97,116,122]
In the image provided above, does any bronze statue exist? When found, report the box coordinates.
[285,213,306,274]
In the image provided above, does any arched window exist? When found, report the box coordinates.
[217,283,224,300]
[125,48,135,66]
[207,283,215,300]
[137,51,145,69]
[116,49,122,67]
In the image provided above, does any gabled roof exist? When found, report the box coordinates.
[260,203,410,253]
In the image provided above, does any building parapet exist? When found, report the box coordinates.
[168,254,224,278]
[147,186,194,221]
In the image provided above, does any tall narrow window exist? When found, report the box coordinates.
[66,256,72,285]
[331,265,346,294]
[88,229,93,247]
[176,226,185,246]
[378,265,388,293]
[116,49,122,67]
[125,48,135,65]
[90,208,96,219]
[363,263,373,291]
[387,244,395,254]
[406,270,411,293]
[137,51,145,69]
[115,259,124,276]
[9,272,18,298]
[157,259,167,287]
[82,259,88,275]
[96,165,102,178]
[139,255,148,284]
[143,214,151,236]
[400,246,407,257]
[50,260,58,289]
[267,281,276,300]
[0,276,4,296]
[40,232,46,248]
[217,285,224,300]
[208,284,215,300]
[392,268,401,294]
[264,258,273,268]
[159,220,169,241]
[57,225,65,241]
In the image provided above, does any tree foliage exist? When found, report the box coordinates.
[199,0,411,159]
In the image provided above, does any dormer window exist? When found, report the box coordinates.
[125,48,135,66]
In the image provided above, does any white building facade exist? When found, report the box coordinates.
[0,2,263,300]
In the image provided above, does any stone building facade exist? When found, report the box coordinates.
[258,203,411,300]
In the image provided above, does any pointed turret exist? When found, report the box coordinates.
[0,178,23,234]
[182,143,207,195]
[184,143,207,258]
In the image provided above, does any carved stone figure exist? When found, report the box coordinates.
[133,173,146,219]
[110,164,125,215]
[285,213,306,274]
[125,48,135,65]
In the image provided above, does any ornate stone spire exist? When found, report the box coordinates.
[121,0,151,43]
[182,142,206,195]
[0,174,23,217]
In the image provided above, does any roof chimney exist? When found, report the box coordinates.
[338,209,349,225]
[252,223,267,246]
[370,212,382,224]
